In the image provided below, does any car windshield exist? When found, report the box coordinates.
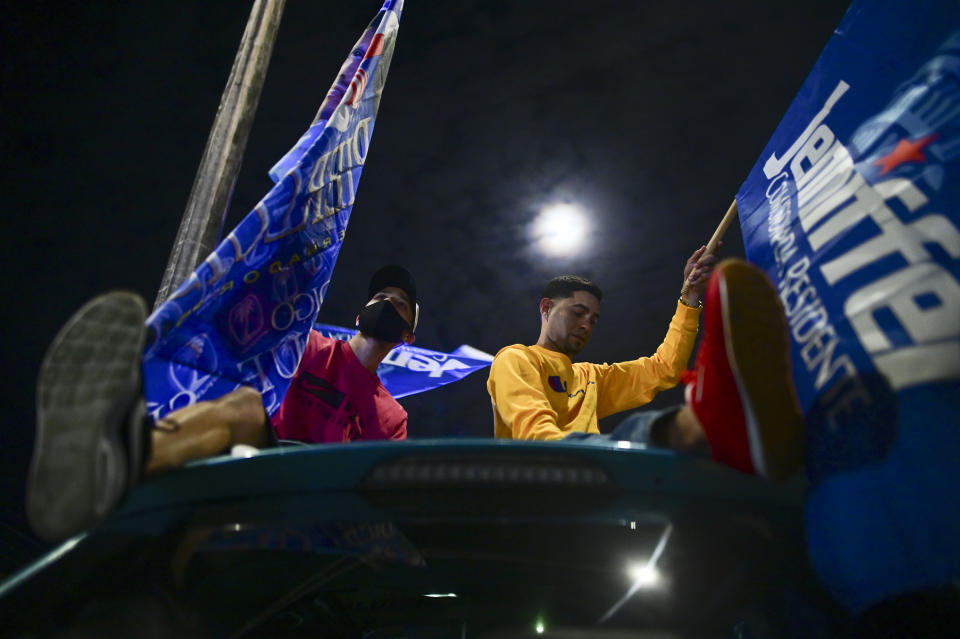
[5,505,835,638]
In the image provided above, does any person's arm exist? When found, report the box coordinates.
[271,330,322,430]
[680,244,717,307]
[593,244,716,416]
[365,394,407,441]
[594,301,701,417]
[489,349,567,441]
[388,412,407,440]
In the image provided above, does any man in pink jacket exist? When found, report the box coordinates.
[271,264,417,443]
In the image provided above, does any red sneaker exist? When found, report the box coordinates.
[684,259,804,481]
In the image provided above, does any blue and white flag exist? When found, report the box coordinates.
[314,324,493,399]
[142,1,404,420]
[736,0,959,612]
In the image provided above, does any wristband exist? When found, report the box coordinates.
[679,296,703,309]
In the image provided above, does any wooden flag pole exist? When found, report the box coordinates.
[680,198,738,297]
[154,0,287,309]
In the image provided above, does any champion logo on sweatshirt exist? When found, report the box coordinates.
[548,376,567,393]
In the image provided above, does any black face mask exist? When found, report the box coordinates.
[357,299,411,343]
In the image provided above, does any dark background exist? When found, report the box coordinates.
[1,1,851,564]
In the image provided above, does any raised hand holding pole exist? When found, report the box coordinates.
[680,198,738,298]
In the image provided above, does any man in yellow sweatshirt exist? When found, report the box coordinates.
[487,252,805,481]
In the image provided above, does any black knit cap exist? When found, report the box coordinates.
[368,264,417,309]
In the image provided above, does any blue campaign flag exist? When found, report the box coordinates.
[141,1,405,420]
[735,0,959,612]
[314,324,493,399]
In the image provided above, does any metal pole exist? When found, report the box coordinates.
[154,0,287,308]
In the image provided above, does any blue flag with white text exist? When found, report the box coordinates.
[141,1,404,420]
[736,0,959,612]
[315,324,493,398]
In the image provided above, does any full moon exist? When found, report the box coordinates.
[530,202,590,257]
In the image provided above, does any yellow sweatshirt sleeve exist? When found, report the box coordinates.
[488,347,568,441]
[593,301,701,418]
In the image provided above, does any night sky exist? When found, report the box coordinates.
[1,1,851,558]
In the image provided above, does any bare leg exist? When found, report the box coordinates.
[649,407,712,457]
[145,386,269,477]
[671,406,712,456]
[27,291,273,543]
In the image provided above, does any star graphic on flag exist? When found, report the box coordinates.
[873,133,938,175]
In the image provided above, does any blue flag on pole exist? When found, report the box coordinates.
[142,0,405,421]
[736,0,959,612]
[314,324,493,399]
